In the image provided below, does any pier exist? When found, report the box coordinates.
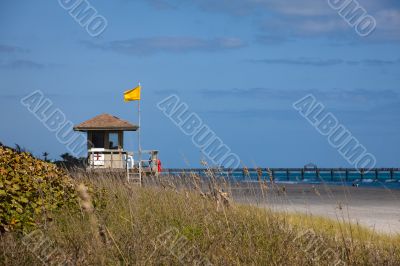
[162,168,400,183]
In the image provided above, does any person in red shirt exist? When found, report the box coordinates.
[157,159,162,173]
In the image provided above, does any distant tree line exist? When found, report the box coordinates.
[55,153,86,169]
[0,142,86,169]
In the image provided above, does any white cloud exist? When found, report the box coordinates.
[84,36,247,55]
[375,9,400,39]
[142,0,400,42]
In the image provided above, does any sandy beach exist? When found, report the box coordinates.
[230,183,400,235]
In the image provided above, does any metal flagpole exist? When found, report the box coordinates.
[138,82,142,185]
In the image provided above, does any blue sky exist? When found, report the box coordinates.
[1,0,399,168]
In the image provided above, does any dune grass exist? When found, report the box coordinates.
[1,172,399,265]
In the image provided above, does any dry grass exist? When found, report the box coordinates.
[1,170,400,265]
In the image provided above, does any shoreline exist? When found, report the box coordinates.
[229,183,400,234]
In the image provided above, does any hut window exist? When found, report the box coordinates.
[92,131,105,148]
[108,133,119,150]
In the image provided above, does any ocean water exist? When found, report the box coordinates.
[164,169,400,190]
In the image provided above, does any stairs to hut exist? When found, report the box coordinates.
[127,169,142,186]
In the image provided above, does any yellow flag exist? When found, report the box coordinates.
[124,85,141,101]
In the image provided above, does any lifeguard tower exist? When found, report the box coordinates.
[73,113,160,182]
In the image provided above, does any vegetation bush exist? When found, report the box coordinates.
[1,175,399,265]
[0,155,399,265]
[0,146,78,232]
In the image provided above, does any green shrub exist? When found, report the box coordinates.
[0,146,78,232]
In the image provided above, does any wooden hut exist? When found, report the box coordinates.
[73,113,138,169]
